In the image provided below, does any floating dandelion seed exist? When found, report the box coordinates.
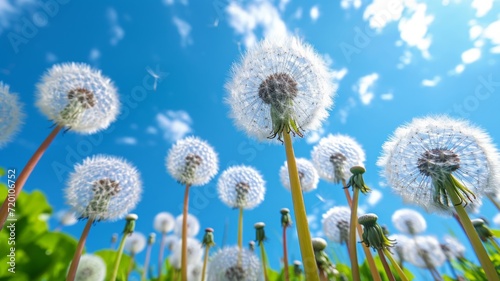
[146,66,168,91]
[322,206,351,245]
[65,155,142,221]
[392,209,427,235]
[280,158,319,192]
[226,36,334,141]
[207,246,262,281]
[73,254,106,281]
[166,136,219,186]
[36,63,120,133]
[378,116,500,212]
[0,82,25,148]
[311,134,366,184]
[217,165,266,209]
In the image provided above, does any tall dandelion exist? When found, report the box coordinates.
[378,115,500,279]
[0,82,25,148]
[65,155,142,281]
[217,165,265,253]
[226,35,335,281]
[0,63,120,229]
[207,246,262,281]
[166,136,218,281]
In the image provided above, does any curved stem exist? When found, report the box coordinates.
[141,244,153,281]
[260,243,269,281]
[158,232,166,280]
[201,245,210,281]
[283,131,319,281]
[111,231,128,281]
[342,179,381,281]
[377,249,396,281]
[348,187,360,281]
[283,225,289,281]
[0,125,62,230]
[181,184,191,281]
[445,175,499,281]
[66,218,94,281]
[383,248,409,281]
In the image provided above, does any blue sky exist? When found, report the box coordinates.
[1,0,500,278]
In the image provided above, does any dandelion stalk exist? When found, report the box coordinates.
[255,222,269,281]
[281,208,292,281]
[444,175,499,280]
[141,233,155,281]
[377,249,396,281]
[383,248,409,281]
[181,184,191,281]
[283,131,319,281]
[0,125,62,229]
[201,228,215,281]
[238,207,244,251]
[111,215,138,281]
[158,232,167,280]
[342,179,381,281]
[66,218,94,281]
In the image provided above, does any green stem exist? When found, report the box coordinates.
[238,207,243,250]
[260,243,269,281]
[377,249,396,281]
[489,237,500,254]
[283,131,319,281]
[383,248,409,281]
[444,175,499,281]
[141,244,153,281]
[111,231,128,281]
[201,245,210,281]
[66,218,94,281]
[181,184,191,281]
[283,225,289,281]
[158,232,166,281]
[348,187,360,281]
[342,179,382,281]
[127,252,136,279]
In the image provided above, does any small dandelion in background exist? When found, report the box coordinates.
[124,232,147,255]
[73,254,106,281]
[173,213,200,238]
[406,236,446,279]
[279,158,319,192]
[391,209,427,235]
[154,211,175,280]
[207,246,262,281]
[388,234,411,265]
[322,206,351,245]
[54,209,78,231]
[169,237,204,270]
[441,235,466,260]
[0,82,25,148]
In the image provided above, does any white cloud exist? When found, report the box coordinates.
[146,126,158,135]
[483,20,500,53]
[0,0,37,35]
[363,0,411,30]
[226,0,287,48]
[494,213,500,226]
[381,93,393,100]
[156,110,193,142]
[332,67,348,82]
[172,16,193,46]
[469,24,483,40]
[279,0,290,11]
[306,127,325,144]
[107,8,124,46]
[163,0,187,5]
[454,64,465,74]
[367,189,382,206]
[421,76,441,87]
[397,3,433,59]
[341,0,362,10]
[491,46,500,54]
[116,137,137,145]
[89,48,101,62]
[338,97,356,124]
[293,7,303,19]
[46,52,58,63]
[471,0,492,17]
[461,48,481,64]
[310,5,319,21]
[354,73,379,105]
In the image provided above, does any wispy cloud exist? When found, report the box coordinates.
[354,73,379,105]
[341,0,362,10]
[380,93,393,100]
[310,5,319,22]
[0,0,37,35]
[472,0,493,18]
[172,16,193,46]
[226,0,287,48]
[461,47,481,64]
[306,128,325,144]
[46,52,58,63]
[366,189,382,206]
[156,110,193,142]
[146,126,158,135]
[89,48,101,63]
[422,76,441,87]
[163,0,188,6]
[107,8,124,46]
[483,20,500,53]
[397,3,433,59]
[116,137,137,145]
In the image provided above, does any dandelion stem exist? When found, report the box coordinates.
[487,194,500,212]
[111,231,128,281]
[446,259,458,280]
[201,245,210,281]
[283,131,319,281]
[158,232,166,281]
[142,244,153,281]
[283,225,290,281]
[181,184,191,281]
[259,242,270,281]
[383,248,409,281]
[489,237,500,254]
[377,249,396,281]
[127,252,136,278]
[66,218,94,281]
[0,125,62,230]
[444,175,499,281]
[238,207,243,251]
[342,179,381,281]
[348,187,361,281]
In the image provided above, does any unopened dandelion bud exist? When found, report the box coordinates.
[123,213,138,235]
[148,233,156,245]
[312,237,327,251]
[359,214,394,250]
[293,260,302,276]
[346,166,371,194]
[312,238,337,277]
[472,219,494,242]
[254,222,266,246]
[280,208,292,227]
[202,227,215,248]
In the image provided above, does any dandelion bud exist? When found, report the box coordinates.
[202,227,215,248]
[254,222,266,246]
[293,260,302,276]
[280,208,292,227]
[472,218,494,242]
[345,166,371,194]
[123,214,138,235]
[148,233,156,245]
[248,241,255,252]
[358,213,394,250]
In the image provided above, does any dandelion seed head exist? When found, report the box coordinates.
[0,82,25,147]
[36,63,120,134]
[169,237,203,269]
[166,136,219,186]
[406,235,446,268]
[163,234,179,251]
[378,116,500,213]
[441,235,465,260]
[154,212,175,233]
[173,213,200,237]
[279,158,319,192]
[226,36,335,141]
[311,134,366,184]
[217,165,266,209]
[388,234,411,263]
[392,209,427,235]
[124,232,147,254]
[65,155,142,221]
[207,246,262,281]
[322,206,351,244]
[74,254,106,281]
